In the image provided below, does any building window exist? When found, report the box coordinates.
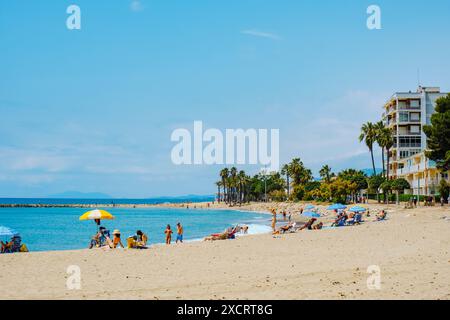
[399,112,409,122]
[410,112,420,122]
[410,100,420,108]
[410,125,420,133]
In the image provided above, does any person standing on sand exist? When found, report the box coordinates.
[176,222,183,243]
[271,214,277,232]
[165,225,173,245]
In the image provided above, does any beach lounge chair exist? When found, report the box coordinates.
[346,213,363,225]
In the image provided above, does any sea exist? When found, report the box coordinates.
[0,198,272,252]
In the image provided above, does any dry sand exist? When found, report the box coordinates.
[1,203,449,300]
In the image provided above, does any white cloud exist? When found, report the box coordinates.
[241,29,281,40]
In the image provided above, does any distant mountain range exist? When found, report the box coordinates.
[47,192,215,201]
[48,191,113,199]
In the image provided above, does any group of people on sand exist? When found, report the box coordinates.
[88,222,184,249]
[270,206,388,236]
[1,234,28,254]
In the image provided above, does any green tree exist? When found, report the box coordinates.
[376,125,395,179]
[438,179,450,203]
[281,164,291,199]
[288,158,313,186]
[219,168,229,204]
[319,165,333,183]
[391,178,410,204]
[367,174,386,203]
[423,94,450,171]
[359,122,378,176]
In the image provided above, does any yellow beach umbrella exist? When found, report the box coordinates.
[79,209,114,221]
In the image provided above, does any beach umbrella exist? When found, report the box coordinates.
[349,206,367,213]
[79,209,114,221]
[327,203,347,210]
[302,212,321,218]
[0,226,18,237]
[80,209,114,226]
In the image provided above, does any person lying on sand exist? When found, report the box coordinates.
[312,222,323,230]
[273,223,294,235]
[298,218,317,231]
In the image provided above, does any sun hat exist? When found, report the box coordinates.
[113,229,121,235]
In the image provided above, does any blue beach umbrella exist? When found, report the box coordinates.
[302,212,321,218]
[0,226,18,238]
[327,203,347,210]
[349,206,367,213]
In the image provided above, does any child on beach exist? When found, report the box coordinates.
[112,229,125,248]
[176,222,183,243]
[165,225,173,244]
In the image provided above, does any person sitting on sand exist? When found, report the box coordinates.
[136,230,148,246]
[112,230,125,248]
[331,215,347,227]
[165,225,173,245]
[1,240,11,253]
[176,222,183,244]
[375,210,387,221]
[298,218,317,231]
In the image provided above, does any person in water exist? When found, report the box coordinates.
[165,225,173,245]
[176,222,183,244]
[112,230,125,248]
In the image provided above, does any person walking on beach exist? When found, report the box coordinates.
[176,222,183,244]
[413,196,418,207]
[165,224,173,245]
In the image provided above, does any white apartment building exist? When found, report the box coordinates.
[383,86,449,196]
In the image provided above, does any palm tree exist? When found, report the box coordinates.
[289,158,313,186]
[359,122,377,176]
[220,168,229,204]
[215,181,222,202]
[378,127,394,179]
[237,170,246,206]
[229,167,238,205]
[281,164,291,199]
[375,121,387,177]
[319,165,332,183]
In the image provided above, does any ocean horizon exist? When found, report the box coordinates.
[0,196,215,206]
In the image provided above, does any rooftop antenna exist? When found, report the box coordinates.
[417,68,421,88]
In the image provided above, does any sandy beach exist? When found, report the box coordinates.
[1,202,449,300]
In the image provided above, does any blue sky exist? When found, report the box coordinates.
[1,0,449,197]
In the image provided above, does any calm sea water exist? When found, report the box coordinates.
[0,207,272,252]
